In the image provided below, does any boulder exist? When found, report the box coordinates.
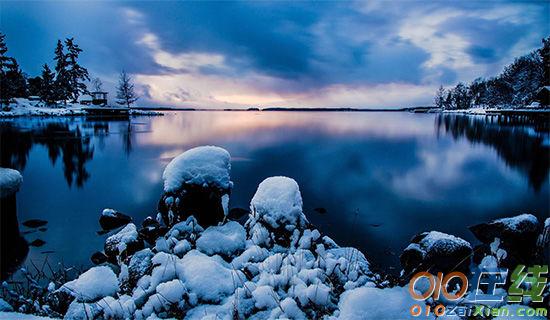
[90,251,108,265]
[469,214,542,266]
[400,231,472,278]
[99,208,132,230]
[104,223,144,261]
[158,146,232,227]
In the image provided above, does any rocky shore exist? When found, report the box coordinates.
[0,146,548,319]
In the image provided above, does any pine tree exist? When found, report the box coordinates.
[116,70,138,108]
[434,85,445,108]
[539,37,550,86]
[0,33,28,105]
[64,38,89,102]
[40,64,57,105]
[54,40,70,103]
[27,76,43,96]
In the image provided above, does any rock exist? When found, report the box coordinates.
[99,208,132,230]
[227,207,249,221]
[22,219,48,228]
[245,177,310,248]
[400,231,472,278]
[158,146,232,227]
[90,251,108,265]
[104,223,144,261]
[0,167,22,199]
[469,214,542,266]
[121,248,154,293]
[138,217,167,245]
[47,289,74,315]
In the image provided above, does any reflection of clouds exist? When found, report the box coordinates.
[137,111,437,148]
[389,140,526,204]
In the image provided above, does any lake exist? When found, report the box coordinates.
[1,111,549,275]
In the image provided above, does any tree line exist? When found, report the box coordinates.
[435,37,549,109]
[0,33,138,108]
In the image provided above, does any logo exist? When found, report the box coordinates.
[408,265,548,317]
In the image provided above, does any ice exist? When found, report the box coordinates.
[162,146,232,192]
[59,266,118,302]
[250,176,308,229]
[196,221,246,256]
[0,167,23,198]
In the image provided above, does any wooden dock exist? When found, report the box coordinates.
[83,106,130,116]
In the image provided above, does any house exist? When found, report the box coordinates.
[90,91,108,106]
[535,86,550,106]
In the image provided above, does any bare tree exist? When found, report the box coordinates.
[116,70,138,108]
[91,77,103,92]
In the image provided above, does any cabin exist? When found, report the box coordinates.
[91,91,108,106]
[535,86,550,106]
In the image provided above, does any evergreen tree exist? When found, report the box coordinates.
[0,33,28,104]
[469,78,487,106]
[27,76,43,96]
[116,70,138,108]
[434,85,445,108]
[54,40,70,103]
[539,37,550,86]
[64,38,89,102]
[40,64,57,105]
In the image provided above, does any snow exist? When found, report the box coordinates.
[494,213,538,232]
[338,286,433,320]
[418,231,472,253]
[0,313,53,319]
[162,146,232,192]
[0,167,23,198]
[105,223,139,254]
[0,299,12,312]
[250,176,307,229]
[59,266,118,302]
[252,285,279,309]
[178,250,243,303]
[0,99,162,117]
[196,221,246,256]
[101,208,117,217]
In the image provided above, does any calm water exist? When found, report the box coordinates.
[1,111,549,274]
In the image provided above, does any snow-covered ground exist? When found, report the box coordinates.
[0,98,162,117]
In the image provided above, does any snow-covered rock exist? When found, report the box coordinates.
[196,221,246,256]
[0,168,22,199]
[250,176,307,229]
[99,208,132,230]
[59,266,118,302]
[469,214,542,267]
[158,146,233,227]
[400,231,472,276]
[104,223,144,260]
[178,250,244,303]
[162,146,232,192]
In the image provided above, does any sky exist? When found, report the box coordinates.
[1,0,549,109]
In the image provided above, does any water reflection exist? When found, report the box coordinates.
[0,117,137,188]
[0,112,548,274]
[435,114,550,192]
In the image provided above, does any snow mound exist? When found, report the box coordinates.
[338,286,432,320]
[196,221,246,256]
[179,250,243,303]
[0,168,22,198]
[250,176,307,228]
[104,223,140,257]
[162,146,232,192]
[59,266,118,302]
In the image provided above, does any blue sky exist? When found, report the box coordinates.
[1,1,548,108]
